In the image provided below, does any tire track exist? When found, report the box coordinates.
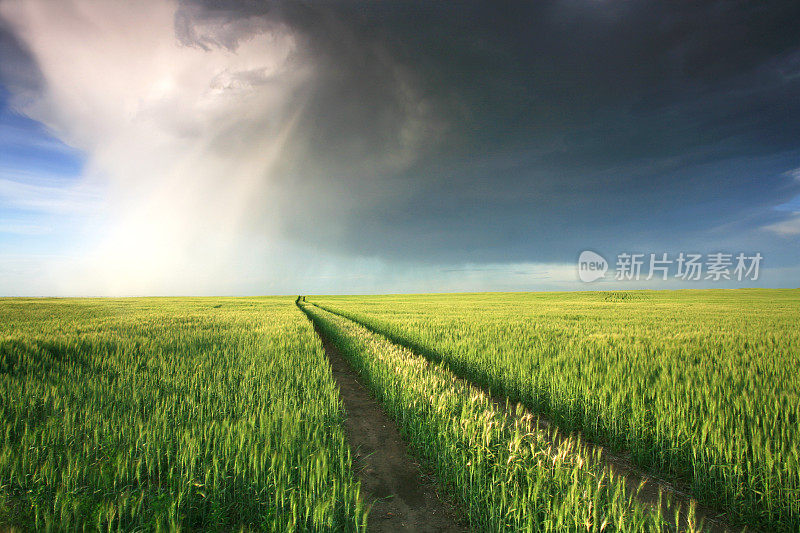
[297,299,467,533]
[307,299,745,533]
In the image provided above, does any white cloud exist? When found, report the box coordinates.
[784,167,800,181]
[0,0,315,293]
[0,222,51,235]
[764,214,800,236]
[0,172,102,213]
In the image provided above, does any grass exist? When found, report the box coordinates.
[3,290,795,531]
[309,289,800,531]
[300,300,681,532]
[0,297,366,532]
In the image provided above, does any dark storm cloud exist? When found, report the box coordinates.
[182,0,800,265]
[0,19,42,94]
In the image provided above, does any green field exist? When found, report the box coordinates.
[300,301,674,532]
[2,290,798,531]
[309,290,800,531]
[0,297,365,531]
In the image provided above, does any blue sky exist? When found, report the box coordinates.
[0,86,90,259]
[0,1,799,295]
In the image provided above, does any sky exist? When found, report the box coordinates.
[0,0,799,296]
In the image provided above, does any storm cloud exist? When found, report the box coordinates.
[181,0,800,262]
[1,0,799,294]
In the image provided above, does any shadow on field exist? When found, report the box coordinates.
[0,338,92,377]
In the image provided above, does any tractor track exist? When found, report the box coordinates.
[305,299,746,533]
[297,299,467,533]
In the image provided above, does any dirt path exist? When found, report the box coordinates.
[309,301,747,533]
[300,306,467,533]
